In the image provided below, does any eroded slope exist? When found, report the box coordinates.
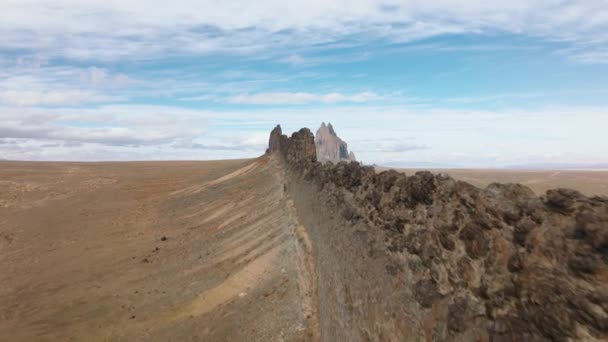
[0,158,317,341]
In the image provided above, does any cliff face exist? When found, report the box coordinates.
[315,122,356,163]
[266,124,316,163]
[268,125,608,341]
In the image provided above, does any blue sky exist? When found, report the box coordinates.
[1,1,607,167]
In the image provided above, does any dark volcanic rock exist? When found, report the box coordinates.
[404,171,436,206]
[447,296,473,332]
[284,128,317,163]
[415,279,441,308]
[513,216,536,246]
[459,223,489,259]
[545,188,584,212]
[438,230,456,251]
[267,124,608,341]
[266,125,317,163]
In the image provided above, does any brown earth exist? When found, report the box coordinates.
[379,168,608,197]
[0,158,318,341]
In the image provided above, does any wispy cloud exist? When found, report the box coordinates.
[0,63,137,107]
[444,92,544,105]
[1,1,607,62]
[227,92,382,105]
[0,105,207,147]
[563,48,608,64]
[280,54,306,66]
[80,67,140,86]
[0,90,111,106]
[178,94,218,102]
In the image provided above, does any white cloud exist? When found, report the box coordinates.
[178,94,218,102]
[444,92,544,105]
[227,92,382,105]
[567,49,608,64]
[0,105,207,146]
[0,1,607,62]
[80,67,139,86]
[0,90,110,106]
[238,132,269,146]
[281,54,306,66]
[0,64,137,107]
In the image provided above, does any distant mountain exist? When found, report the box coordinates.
[315,122,356,163]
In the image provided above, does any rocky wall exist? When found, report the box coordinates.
[272,126,608,341]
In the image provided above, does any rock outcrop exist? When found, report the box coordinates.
[267,124,283,153]
[266,124,316,163]
[315,122,356,163]
[268,125,608,341]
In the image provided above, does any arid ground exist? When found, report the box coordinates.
[1,159,607,341]
[0,158,317,341]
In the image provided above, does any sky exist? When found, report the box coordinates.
[1,1,608,168]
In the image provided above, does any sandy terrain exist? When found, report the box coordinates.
[0,158,317,341]
[381,168,608,197]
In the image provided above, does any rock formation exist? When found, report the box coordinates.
[267,124,283,153]
[266,124,316,163]
[315,122,356,163]
[267,125,608,341]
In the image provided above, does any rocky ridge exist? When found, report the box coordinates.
[268,124,608,341]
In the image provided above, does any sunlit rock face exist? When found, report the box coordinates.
[315,122,356,164]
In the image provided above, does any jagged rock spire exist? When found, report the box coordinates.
[266,124,283,153]
[315,122,356,163]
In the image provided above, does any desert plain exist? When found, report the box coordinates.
[0,158,317,341]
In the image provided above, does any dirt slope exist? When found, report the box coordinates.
[0,158,317,341]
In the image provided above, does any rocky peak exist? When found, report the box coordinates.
[266,125,316,163]
[266,124,283,153]
[327,122,337,136]
[315,122,356,163]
